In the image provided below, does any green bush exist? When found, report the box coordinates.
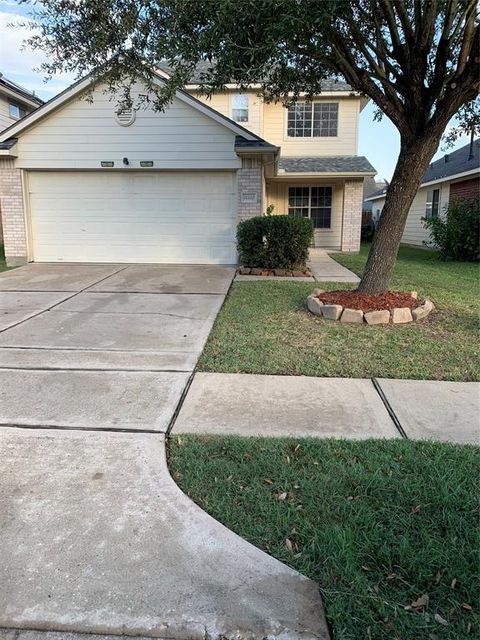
[237,215,313,269]
[423,197,480,261]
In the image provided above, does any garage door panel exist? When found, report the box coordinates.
[28,171,237,264]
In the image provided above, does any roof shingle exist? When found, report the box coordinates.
[279,156,376,174]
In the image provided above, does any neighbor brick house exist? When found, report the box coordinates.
[366,139,480,247]
[0,68,375,266]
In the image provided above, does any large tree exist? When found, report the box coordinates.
[21,0,480,293]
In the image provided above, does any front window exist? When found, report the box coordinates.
[9,102,27,120]
[288,186,332,228]
[232,94,248,122]
[425,189,440,219]
[287,102,338,137]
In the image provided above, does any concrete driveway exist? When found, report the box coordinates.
[0,263,329,638]
[0,263,233,430]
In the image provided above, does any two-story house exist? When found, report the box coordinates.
[0,69,375,266]
[181,65,376,252]
[0,73,43,132]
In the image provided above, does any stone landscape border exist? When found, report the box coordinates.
[237,267,313,277]
[307,289,435,324]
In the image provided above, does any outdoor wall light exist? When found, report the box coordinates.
[123,157,129,166]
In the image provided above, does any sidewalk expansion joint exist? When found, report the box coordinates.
[0,422,164,435]
[166,371,195,437]
[371,377,408,439]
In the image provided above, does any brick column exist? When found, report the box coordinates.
[0,160,28,266]
[341,178,363,252]
[237,157,264,223]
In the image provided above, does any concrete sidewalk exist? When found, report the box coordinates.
[308,249,360,283]
[1,428,327,638]
[172,373,480,445]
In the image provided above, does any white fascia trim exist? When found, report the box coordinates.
[0,72,261,144]
[187,84,358,98]
[0,85,42,109]
[365,192,387,202]
[275,171,375,179]
[0,144,17,157]
[421,167,479,188]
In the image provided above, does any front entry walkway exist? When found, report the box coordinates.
[0,263,329,638]
[308,249,360,283]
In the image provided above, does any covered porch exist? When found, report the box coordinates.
[264,155,376,252]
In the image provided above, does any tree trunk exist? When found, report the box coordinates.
[357,133,444,294]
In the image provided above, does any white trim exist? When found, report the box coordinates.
[421,167,479,188]
[0,144,17,157]
[0,84,42,110]
[186,83,358,98]
[277,171,375,179]
[0,72,262,144]
[366,167,480,201]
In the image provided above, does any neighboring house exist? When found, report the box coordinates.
[0,69,375,267]
[362,176,387,222]
[0,74,43,245]
[366,139,480,247]
[0,73,43,131]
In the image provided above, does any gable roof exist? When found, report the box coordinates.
[158,61,352,92]
[0,70,273,146]
[279,155,376,175]
[366,139,480,201]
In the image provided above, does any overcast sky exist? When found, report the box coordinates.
[0,0,470,181]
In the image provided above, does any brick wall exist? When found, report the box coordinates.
[237,157,264,223]
[449,176,480,202]
[341,179,363,252]
[0,160,28,266]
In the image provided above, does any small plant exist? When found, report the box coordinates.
[423,197,480,261]
[237,215,313,269]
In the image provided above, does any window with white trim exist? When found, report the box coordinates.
[425,188,440,219]
[288,186,332,228]
[287,102,338,137]
[9,102,27,120]
[232,94,248,122]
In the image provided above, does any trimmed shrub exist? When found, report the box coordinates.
[423,197,480,261]
[237,215,313,269]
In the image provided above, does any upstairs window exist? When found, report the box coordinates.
[288,186,332,228]
[232,94,248,122]
[425,189,440,219]
[9,102,27,120]
[287,102,338,137]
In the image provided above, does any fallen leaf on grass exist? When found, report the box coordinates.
[461,603,473,611]
[411,505,421,514]
[450,578,457,589]
[276,492,287,501]
[263,479,273,485]
[405,593,429,611]
[285,538,293,551]
[434,613,449,626]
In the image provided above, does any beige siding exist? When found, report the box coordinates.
[193,91,263,137]
[15,84,240,170]
[266,179,344,249]
[263,98,360,156]
[371,181,450,247]
[0,94,12,131]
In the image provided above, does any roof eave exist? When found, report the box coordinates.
[275,170,376,179]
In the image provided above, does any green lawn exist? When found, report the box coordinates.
[199,244,479,380]
[169,435,480,640]
[0,244,8,272]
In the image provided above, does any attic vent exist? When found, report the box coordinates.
[115,107,136,127]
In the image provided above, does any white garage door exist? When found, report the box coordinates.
[28,171,237,264]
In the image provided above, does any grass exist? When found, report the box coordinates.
[169,435,480,640]
[0,244,8,272]
[198,244,479,380]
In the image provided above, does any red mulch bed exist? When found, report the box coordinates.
[316,290,419,312]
